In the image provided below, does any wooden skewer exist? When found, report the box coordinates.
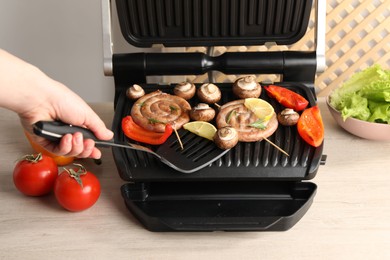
[264,137,289,157]
[214,103,221,109]
[173,126,184,150]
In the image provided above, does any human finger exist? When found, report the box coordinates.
[82,112,114,141]
[74,139,96,158]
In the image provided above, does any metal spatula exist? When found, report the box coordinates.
[33,121,230,174]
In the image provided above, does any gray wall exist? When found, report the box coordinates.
[0,0,150,102]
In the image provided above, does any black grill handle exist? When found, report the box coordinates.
[141,52,286,75]
[113,51,316,85]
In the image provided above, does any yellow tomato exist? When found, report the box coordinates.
[24,131,75,166]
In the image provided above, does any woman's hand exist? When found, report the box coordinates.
[0,49,113,159]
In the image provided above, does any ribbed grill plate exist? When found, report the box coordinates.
[115,0,313,47]
[112,83,323,182]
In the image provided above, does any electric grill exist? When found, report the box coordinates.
[102,0,327,231]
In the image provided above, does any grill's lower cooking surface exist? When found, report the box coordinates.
[112,82,323,182]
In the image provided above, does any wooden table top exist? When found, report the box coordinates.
[1,98,389,260]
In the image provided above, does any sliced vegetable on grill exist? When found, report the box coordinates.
[297,106,324,147]
[122,115,173,145]
[264,85,309,111]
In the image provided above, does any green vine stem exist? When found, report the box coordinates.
[18,153,43,163]
[63,163,87,188]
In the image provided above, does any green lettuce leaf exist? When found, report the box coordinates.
[329,64,390,124]
[367,101,390,123]
[339,94,370,121]
[330,64,388,109]
[359,81,390,102]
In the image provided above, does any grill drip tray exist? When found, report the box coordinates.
[121,181,317,232]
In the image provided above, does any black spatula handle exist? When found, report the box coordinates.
[33,121,99,142]
[33,121,159,157]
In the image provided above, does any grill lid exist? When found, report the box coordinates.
[115,0,314,47]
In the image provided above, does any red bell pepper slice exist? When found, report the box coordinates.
[264,85,309,111]
[297,106,324,147]
[121,116,173,145]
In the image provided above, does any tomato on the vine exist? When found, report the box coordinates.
[13,153,58,196]
[54,164,100,212]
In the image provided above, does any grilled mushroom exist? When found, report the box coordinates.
[174,81,196,100]
[197,83,221,104]
[126,84,145,100]
[214,126,239,150]
[232,75,261,99]
[190,103,215,122]
[277,108,300,126]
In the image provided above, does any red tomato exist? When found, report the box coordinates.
[13,153,58,196]
[297,106,324,147]
[54,164,100,212]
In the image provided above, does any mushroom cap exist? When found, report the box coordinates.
[174,82,196,100]
[189,103,216,122]
[197,83,222,104]
[232,75,261,99]
[277,108,300,126]
[214,127,239,150]
[126,84,145,100]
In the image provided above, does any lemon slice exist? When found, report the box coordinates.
[244,98,274,121]
[183,121,217,141]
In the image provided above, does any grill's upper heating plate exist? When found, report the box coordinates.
[115,0,314,47]
[112,82,323,182]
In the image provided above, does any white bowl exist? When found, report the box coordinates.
[326,97,390,141]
